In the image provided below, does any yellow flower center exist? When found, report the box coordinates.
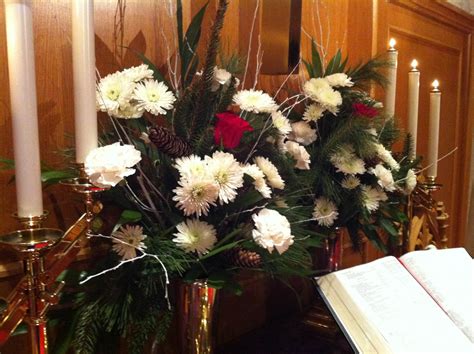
[148,90,160,102]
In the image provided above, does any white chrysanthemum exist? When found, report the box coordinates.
[341,175,361,190]
[284,141,311,170]
[211,67,232,91]
[134,80,176,115]
[404,169,417,194]
[303,78,331,99]
[271,111,292,136]
[303,104,326,122]
[254,156,285,190]
[330,146,366,175]
[233,89,278,114]
[289,121,317,145]
[361,185,388,212]
[374,143,400,170]
[113,103,144,119]
[85,143,141,188]
[174,155,207,180]
[316,88,343,114]
[123,64,154,82]
[112,225,147,260]
[96,72,135,115]
[371,164,396,192]
[173,219,217,256]
[205,151,244,204]
[252,208,294,254]
[374,101,383,108]
[172,178,219,217]
[243,164,272,198]
[313,197,339,227]
[325,73,354,87]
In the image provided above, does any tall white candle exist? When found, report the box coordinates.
[427,80,441,178]
[407,59,420,160]
[72,0,98,163]
[5,0,44,217]
[385,38,398,117]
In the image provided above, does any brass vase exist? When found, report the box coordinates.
[178,280,218,354]
[326,227,343,272]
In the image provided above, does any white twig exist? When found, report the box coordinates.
[242,0,260,89]
[415,147,458,175]
[273,58,302,99]
[81,233,171,309]
[253,35,263,89]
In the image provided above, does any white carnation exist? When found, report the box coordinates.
[252,208,294,254]
[325,73,354,87]
[371,164,396,192]
[211,67,232,91]
[271,111,292,136]
[233,89,278,114]
[254,156,285,190]
[284,141,311,170]
[374,143,399,170]
[173,219,217,256]
[85,142,141,188]
[313,197,339,227]
[303,104,326,122]
[243,164,272,198]
[134,80,176,115]
[289,121,317,145]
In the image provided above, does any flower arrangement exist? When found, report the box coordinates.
[49,2,416,353]
[67,2,317,352]
[282,43,418,250]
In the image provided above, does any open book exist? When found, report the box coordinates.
[317,248,473,353]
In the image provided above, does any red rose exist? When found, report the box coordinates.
[353,103,378,118]
[214,111,253,149]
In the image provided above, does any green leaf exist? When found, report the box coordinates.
[118,210,142,224]
[177,0,184,61]
[311,40,323,77]
[0,157,14,170]
[302,58,314,78]
[181,2,208,86]
[379,218,399,237]
[325,49,342,75]
[41,170,75,185]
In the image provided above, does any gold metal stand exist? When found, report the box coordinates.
[0,164,107,353]
[406,174,448,252]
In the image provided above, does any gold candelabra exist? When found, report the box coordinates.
[406,173,448,252]
[0,165,107,354]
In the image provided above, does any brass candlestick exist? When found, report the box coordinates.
[0,164,107,353]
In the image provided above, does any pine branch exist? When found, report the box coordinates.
[188,0,228,138]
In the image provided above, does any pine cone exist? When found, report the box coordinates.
[225,247,262,268]
[148,126,192,158]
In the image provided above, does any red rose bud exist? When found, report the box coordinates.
[214,111,253,149]
[353,103,378,118]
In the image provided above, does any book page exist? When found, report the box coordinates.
[400,248,474,342]
[324,256,473,353]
